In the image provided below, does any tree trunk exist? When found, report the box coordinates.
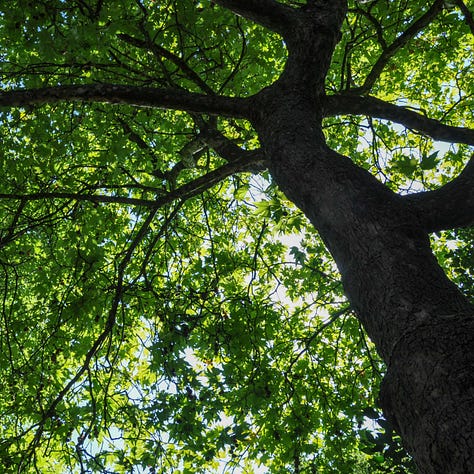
[253,91,474,473]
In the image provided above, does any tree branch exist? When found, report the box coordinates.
[454,0,474,35]
[153,153,265,206]
[0,192,157,207]
[350,0,445,94]
[0,155,264,212]
[117,33,215,95]
[404,154,474,232]
[213,0,294,34]
[25,206,159,463]
[0,84,250,118]
[198,126,267,172]
[322,94,474,145]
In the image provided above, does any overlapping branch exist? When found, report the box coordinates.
[197,125,266,172]
[117,33,215,95]
[323,94,474,146]
[0,192,157,207]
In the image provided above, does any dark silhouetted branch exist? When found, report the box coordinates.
[0,84,250,118]
[404,154,474,232]
[323,94,474,145]
[213,0,294,34]
[454,0,474,35]
[350,0,444,94]
[117,33,215,95]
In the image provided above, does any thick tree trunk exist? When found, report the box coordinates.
[253,92,474,473]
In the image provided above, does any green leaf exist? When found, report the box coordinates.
[420,150,440,170]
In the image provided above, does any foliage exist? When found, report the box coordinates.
[0,0,472,472]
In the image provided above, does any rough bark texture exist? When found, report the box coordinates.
[247,2,474,472]
[255,91,474,474]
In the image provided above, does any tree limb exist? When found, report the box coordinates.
[349,6,387,49]
[152,153,266,207]
[0,84,250,118]
[0,192,158,207]
[213,0,294,34]
[197,125,267,172]
[404,154,474,232]
[454,0,474,35]
[350,0,445,94]
[322,94,474,145]
[0,155,264,212]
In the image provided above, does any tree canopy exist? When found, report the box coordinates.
[0,1,473,472]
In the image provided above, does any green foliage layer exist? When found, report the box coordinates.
[0,1,472,472]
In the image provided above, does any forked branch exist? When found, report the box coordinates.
[350,0,444,94]
[0,155,263,212]
[117,33,215,95]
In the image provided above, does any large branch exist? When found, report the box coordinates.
[404,154,474,232]
[0,84,250,118]
[323,94,474,146]
[213,0,293,34]
[350,0,444,94]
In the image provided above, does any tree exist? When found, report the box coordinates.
[0,0,473,472]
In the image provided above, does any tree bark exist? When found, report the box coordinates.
[252,85,474,473]
[232,2,474,470]
[404,154,474,232]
